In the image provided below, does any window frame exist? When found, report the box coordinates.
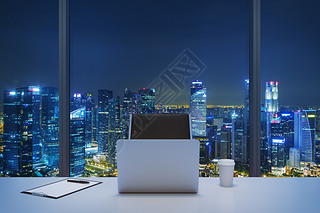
[58,0,261,177]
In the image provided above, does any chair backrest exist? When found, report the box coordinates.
[129,113,191,139]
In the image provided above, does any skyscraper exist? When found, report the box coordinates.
[265,81,279,113]
[294,110,316,162]
[280,112,295,163]
[3,88,38,176]
[316,109,320,164]
[232,114,247,163]
[28,86,41,165]
[244,79,249,136]
[288,147,300,168]
[260,104,271,174]
[91,105,98,148]
[71,93,95,149]
[122,88,141,139]
[71,93,86,111]
[190,81,207,137]
[270,122,285,169]
[0,111,3,175]
[41,87,59,169]
[106,97,121,165]
[265,81,279,171]
[70,107,86,177]
[208,125,218,160]
[84,93,94,148]
[138,88,155,113]
[219,125,232,159]
[244,79,249,165]
[98,90,113,154]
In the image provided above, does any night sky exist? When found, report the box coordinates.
[0,0,319,106]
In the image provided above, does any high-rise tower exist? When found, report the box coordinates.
[98,90,113,154]
[122,89,141,139]
[190,81,207,137]
[70,107,86,177]
[265,81,280,166]
[41,87,59,169]
[106,96,121,165]
[294,110,316,162]
[3,86,41,176]
[265,81,279,113]
[138,88,155,113]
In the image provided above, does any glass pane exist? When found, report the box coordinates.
[70,0,249,177]
[0,0,59,177]
[261,0,320,177]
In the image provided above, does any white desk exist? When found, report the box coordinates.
[0,177,319,213]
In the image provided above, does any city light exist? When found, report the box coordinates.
[272,138,285,144]
[32,87,40,92]
[192,81,202,85]
[2,79,320,178]
[281,113,291,117]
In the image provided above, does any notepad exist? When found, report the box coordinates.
[21,179,102,199]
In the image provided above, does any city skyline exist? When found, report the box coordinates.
[1,79,320,177]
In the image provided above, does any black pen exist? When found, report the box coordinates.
[67,179,90,184]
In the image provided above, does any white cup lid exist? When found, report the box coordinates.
[218,159,235,166]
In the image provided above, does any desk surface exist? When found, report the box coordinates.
[0,177,319,213]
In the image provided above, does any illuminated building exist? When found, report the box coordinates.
[195,136,210,165]
[294,110,316,162]
[70,107,86,177]
[218,125,232,159]
[71,93,94,149]
[270,122,285,169]
[288,147,300,168]
[0,111,3,174]
[98,90,113,154]
[315,109,320,164]
[243,79,249,165]
[106,97,121,165]
[3,90,24,176]
[27,86,41,165]
[190,81,208,165]
[71,93,86,111]
[138,88,155,113]
[84,93,94,149]
[264,81,280,171]
[232,114,247,164]
[41,87,59,168]
[122,88,141,139]
[260,104,270,174]
[190,81,207,137]
[3,87,41,176]
[280,112,295,163]
[208,125,218,160]
[91,105,98,147]
[244,79,249,134]
[265,81,279,113]
[214,118,224,131]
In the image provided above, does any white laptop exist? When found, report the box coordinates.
[117,114,199,193]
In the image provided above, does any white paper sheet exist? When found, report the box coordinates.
[22,179,101,199]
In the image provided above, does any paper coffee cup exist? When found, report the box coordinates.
[218,159,235,187]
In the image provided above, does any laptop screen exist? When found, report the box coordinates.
[130,114,191,139]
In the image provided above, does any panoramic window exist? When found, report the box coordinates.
[70,0,249,177]
[0,0,59,177]
[260,0,320,177]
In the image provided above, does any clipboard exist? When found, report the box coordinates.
[21,178,102,199]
